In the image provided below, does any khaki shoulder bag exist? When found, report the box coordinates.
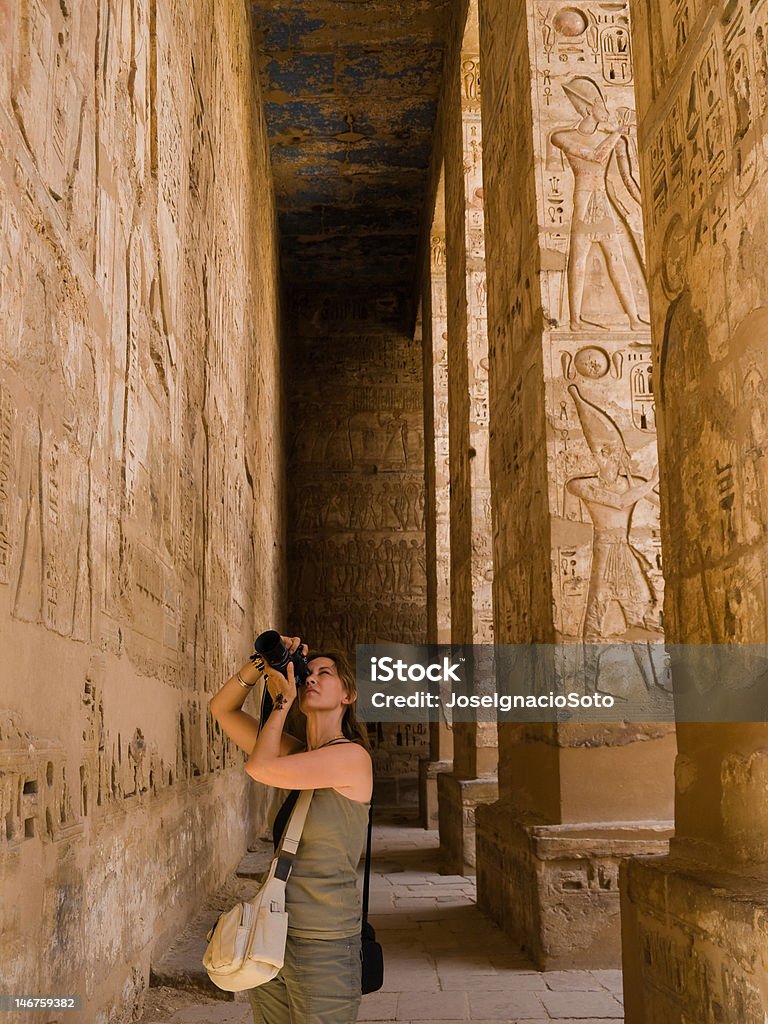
[203,789,313,991]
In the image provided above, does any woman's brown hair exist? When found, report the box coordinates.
[306,649,371,752]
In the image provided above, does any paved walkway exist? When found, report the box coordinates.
[138,820,624,1024]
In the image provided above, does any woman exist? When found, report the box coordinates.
[209,635,373,1024]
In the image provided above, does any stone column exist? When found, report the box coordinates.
[425,229,452,652]
[622,1,768,1019]
[475,0,675,967]
[439,23,499,874]
[420,214,455,829]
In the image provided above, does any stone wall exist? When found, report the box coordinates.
[0,1,283,1020]
[286,295,428,807]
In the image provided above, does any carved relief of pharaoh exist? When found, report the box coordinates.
[549,77,649,332]
[566,386,660,639]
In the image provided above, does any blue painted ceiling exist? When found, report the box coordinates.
[249,1,451,311]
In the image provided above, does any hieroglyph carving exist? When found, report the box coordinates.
[566,386,660,638]
[542,5,633,83]
[550,338,662,639]
[288,330,426,650]
[462,57,482,104]
[638,0,768,647]
[460,64,494,645]
[431,234,447,271]
[644,0,768,250]
[536,2,650,331]
[464,122,486,260]
[660,304,768,641]
[1,0,281,1011]
[0,386,13,585]
[530,2,661,644]
[550,78,648,331]
[429,234,451,643]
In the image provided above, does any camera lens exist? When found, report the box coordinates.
[254,631,287,667]
[254,631,309,686]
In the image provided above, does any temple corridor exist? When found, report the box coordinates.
[2,0,768,1022]
[137,817,625,1024]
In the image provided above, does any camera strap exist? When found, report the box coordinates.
[258,680,273,732]
[272,790,300,850]
[274,789,313,882]
[362,798,374,931]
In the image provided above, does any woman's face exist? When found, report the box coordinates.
[299,657,351,712]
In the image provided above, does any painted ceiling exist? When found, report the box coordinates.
[249,0,451,311]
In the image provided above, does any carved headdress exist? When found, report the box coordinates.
[568,385,630,464]
[563,76,606,116]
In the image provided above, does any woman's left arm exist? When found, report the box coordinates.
[246,741,372,795]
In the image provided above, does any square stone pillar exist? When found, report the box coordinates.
[420,218,455,829]
[437,1,499,875]
[621,1,768,1019]
[423,220,452,653]
[476,0,675,967]
[419,736,453,829]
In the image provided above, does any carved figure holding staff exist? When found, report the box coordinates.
[550,77,649,332]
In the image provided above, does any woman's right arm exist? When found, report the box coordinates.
[209,661,302,756]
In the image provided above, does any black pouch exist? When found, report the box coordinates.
[361,920,384,994]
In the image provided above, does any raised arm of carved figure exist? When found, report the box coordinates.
[550,129,604,165]
[592,127,626,164]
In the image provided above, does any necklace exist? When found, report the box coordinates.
[312,733,346,751]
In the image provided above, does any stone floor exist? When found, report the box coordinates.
[138,819,624,1024]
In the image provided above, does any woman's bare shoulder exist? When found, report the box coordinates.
[282,733,305,755]
[321,739,371,756]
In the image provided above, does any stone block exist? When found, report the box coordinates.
[398,991,469,1019]
[438,772,498,874]
[476,801,671,969]
[468,989,547,1019]
[543,971,605,992]
[438,970,548,992]
[358,992,399,1021]
[621,855,768,1023]
[419,758,453,829]
[541,991,624,1019]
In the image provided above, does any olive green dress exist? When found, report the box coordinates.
[249,787,370,1024]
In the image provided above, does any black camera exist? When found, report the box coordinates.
[253,631,310,687]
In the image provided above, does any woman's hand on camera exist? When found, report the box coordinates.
[262,663,290,704]
[280,635,308,658]
[270,665,297,708]
[263,635,308,707]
